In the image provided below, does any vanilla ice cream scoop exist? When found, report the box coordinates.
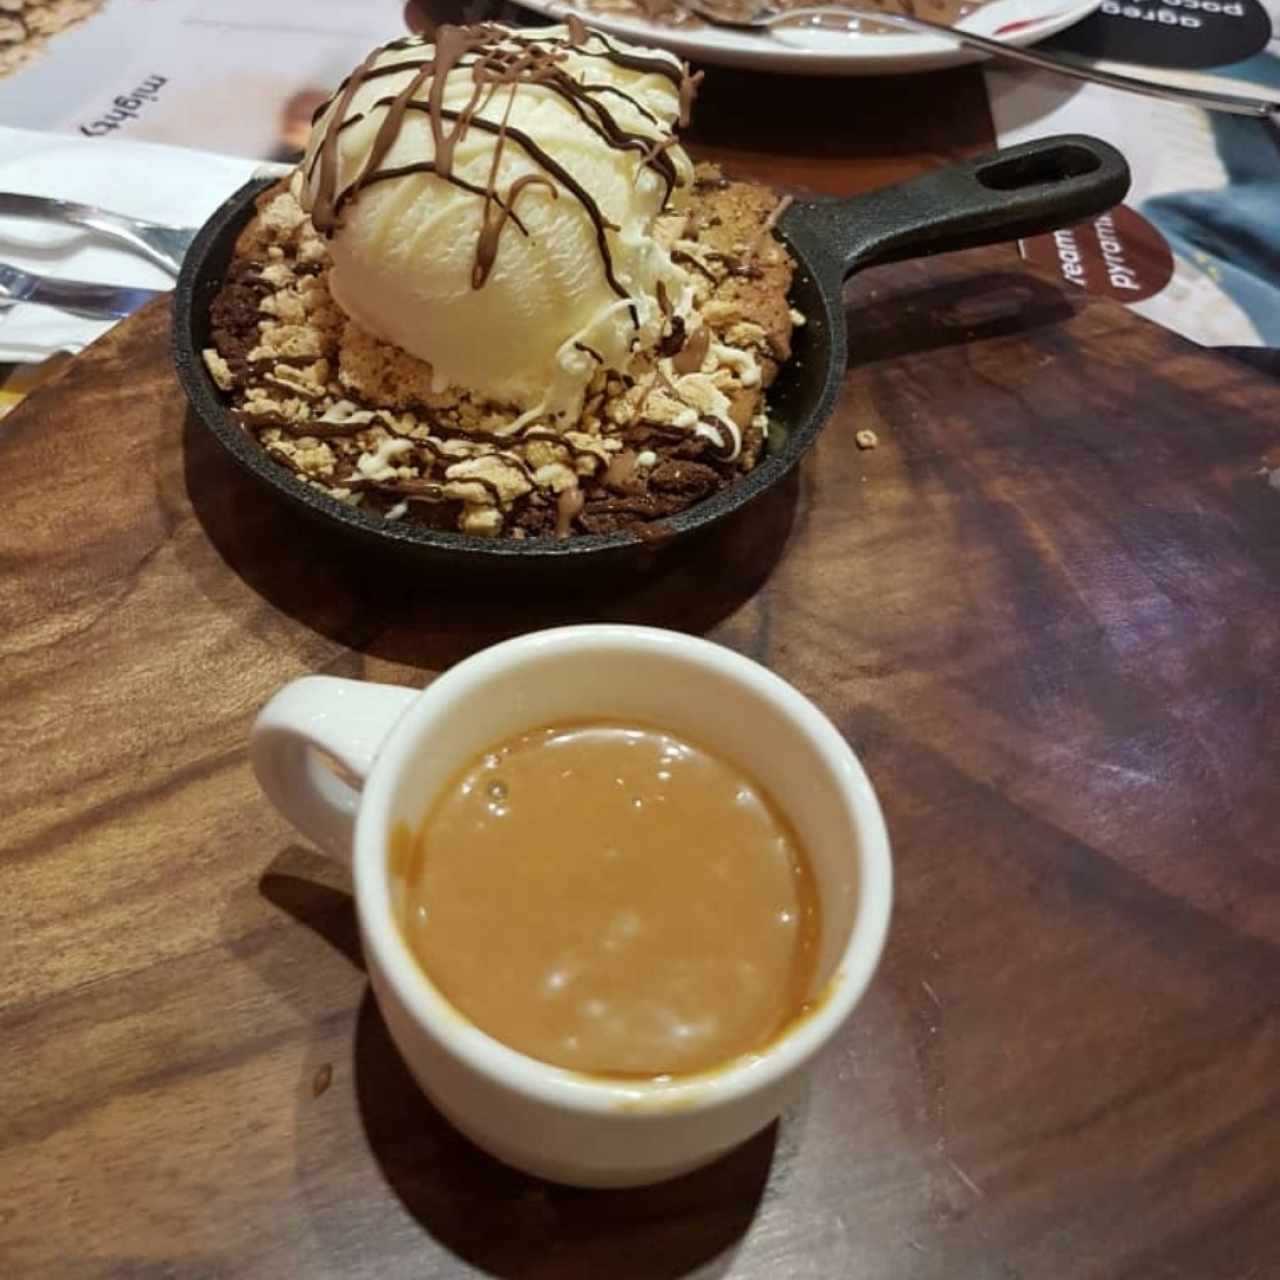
[296,23,699,426]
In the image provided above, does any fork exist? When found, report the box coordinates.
[0,192,196,277]
[0,261,164,320]
[677,0,1280,120]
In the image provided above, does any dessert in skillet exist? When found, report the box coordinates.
[202,22,799,539]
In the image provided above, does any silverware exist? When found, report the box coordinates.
[679,0,1280,119]
[0,261,165,321]
[0,192,196,277]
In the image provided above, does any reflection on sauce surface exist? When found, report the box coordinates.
[396,722,821,1077]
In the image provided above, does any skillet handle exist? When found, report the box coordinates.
[787,134,1130,278]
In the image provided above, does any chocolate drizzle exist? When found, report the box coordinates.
[582,82,661,127]
[473,81,558,288]
[670,248,716,281]
[332,160,532,236]
[575,28,682,89]
[555,484,585,537]
[671,324,710,374]
[311,45,381,235]
[344,474,446,502]
[706,251,763,280]
[304,23,697,300]
[678,69,704,129]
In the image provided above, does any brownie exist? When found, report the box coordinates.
[201,163,799,539]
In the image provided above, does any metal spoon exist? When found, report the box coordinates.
[0,194,195,277]
[680,0,1280,120]
[0,170,292,279]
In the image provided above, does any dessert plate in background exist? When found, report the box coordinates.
[512,0,1102,75]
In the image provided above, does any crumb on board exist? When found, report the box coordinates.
[312,1063,333,1098]
[855,429,879,450]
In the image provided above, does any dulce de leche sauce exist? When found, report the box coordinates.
[395,722,821,1077]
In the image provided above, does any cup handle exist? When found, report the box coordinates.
[250,676,418,866]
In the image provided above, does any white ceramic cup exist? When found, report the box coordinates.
[251,624,892,1188]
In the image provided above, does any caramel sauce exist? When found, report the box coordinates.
[396,722,821,1077]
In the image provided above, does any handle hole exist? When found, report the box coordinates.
[976,145,1101,192]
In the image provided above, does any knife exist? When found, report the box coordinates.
[0,261,164,321]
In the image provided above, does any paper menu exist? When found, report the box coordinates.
[0,0,416,159]
[988,0,1280,353]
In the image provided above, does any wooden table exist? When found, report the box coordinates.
[4,65,1280,1280]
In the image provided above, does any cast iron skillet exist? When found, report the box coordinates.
[173,134,1129,570]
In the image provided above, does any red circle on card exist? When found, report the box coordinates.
[1021,204,1175,304]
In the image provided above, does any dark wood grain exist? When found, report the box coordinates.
[688,62,996,193]
[4,96,1280,1279]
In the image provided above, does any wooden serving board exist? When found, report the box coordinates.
[3,244,1278,1279]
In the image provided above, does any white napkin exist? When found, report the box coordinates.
[0,126,271,364]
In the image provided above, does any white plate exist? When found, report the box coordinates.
[516,0,1100,75]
